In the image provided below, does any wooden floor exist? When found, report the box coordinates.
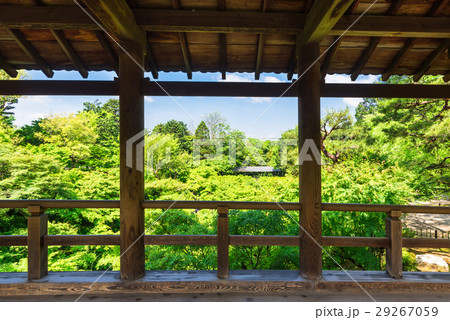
[0,270,449,302]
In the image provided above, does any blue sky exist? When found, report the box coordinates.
[13,70,378,139]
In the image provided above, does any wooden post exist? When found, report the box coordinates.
[297,42,322,280]
[119,39,145,280]
[386,210,403,279]
[27,205,48,280]
[217,206,229,279]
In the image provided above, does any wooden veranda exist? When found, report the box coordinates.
[0,0,449,300]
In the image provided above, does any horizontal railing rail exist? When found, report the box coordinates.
[0,199,449,280]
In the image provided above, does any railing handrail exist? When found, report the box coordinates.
[0,199,449,214]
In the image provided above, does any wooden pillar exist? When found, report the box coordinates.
[27,205,48,280]
[386,210,403,279]
[119,39,145,280]
[297,42,322,280]
[217,206,229,279]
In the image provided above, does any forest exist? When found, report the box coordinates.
[0,70,449,273]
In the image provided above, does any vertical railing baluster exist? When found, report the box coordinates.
[385,210,402,279]
[27,205,48,280]
[217,206,229,279]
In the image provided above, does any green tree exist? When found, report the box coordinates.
[152,119,191,152]
[195,120,210,139]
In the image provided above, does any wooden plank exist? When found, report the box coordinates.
[45,235,120,246]
[402,238,450,248]
[5,29,54,78]
[119,39,145,281]
[296,0,355,47]
[0,51,18,78]
[0,236,27,246]
[27,213,48,280]
[142,200,301,211]
[50,29,88,78]
[144,235,217,246]
[80,0,146,47]
[322,203,450,214]
[322,236,389,247]
[1,7,450,38]
[217,206,229,279]
[298,42,322,280]
[94,30,119,74]
[385,210,403,279]
[413,39,450,82]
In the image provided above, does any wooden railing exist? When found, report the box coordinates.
[0,200,449,280]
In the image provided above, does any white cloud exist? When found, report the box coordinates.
[325,74,378,84]
[260,75,282,83]
[145,97,155,103]
[342,97,363,108]
[250,97,272,103]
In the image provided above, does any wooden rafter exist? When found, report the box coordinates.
[80,0,146,47]
[6,28,53,78]
[296,0,355,48]
[94,30,119,74]
[172,0,192,79]
[144,42,159,79]
[219,33,227,80]
[255,0,272,80]
[0,51,18,78]
[413,38,450,82]
[350,0,404,81]
[51,29,88,78]
[443,72,450,82]
[381,0,448,81]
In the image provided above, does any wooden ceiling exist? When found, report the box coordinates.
[0,0,449,81]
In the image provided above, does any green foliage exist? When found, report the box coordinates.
[195,120,210,139]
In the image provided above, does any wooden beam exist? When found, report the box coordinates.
[381,38,415,81]
[94,30,119,74]
[27,207,48,280]
[255,34,265,80]
[5,29,53,78]
[297,42,322,280]
[0,51,18,78]
[219,33,227,80]
[119,40,145,281]
[144,42,159,79]
[385,210,403,279]
[1,7,450,38]
[2,81,450,99]
[444,72,450,83]
[381,0,447,81]
[51,30,88,78]
[350,0,403,81]
[254,0,271,80]
[80,0,145,47]
[179,33,192,79]
[172,1,192,79]
[217,207,229,279]
[351,37,381,81]
[320,37,341,79]
[413,39,450,82]
[296,0,354,47]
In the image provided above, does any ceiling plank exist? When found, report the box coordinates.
[0,51,18,78]
[413,38,450,82]
[51,29,88,78]
[350,0,404,81]
[1,7,450,38]
[427,0,449,17]
[80,0,145,47]
[5,28,53,78]
[296,0,355,47]
[94,30,119,75]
